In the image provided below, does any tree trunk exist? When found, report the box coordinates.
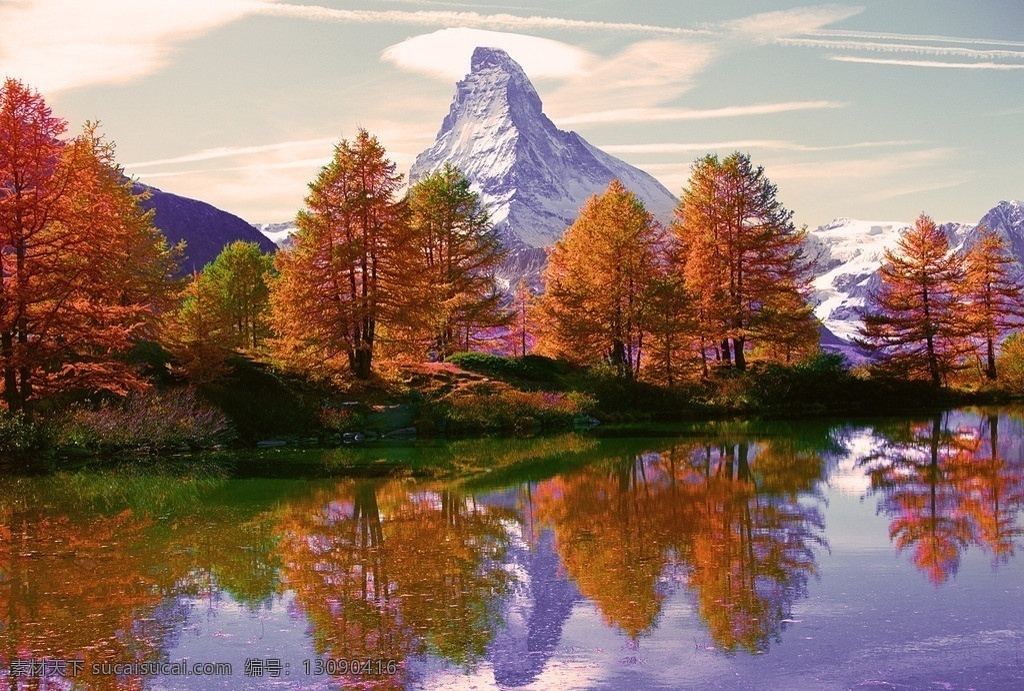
[352,347,373,379]
[733,336,746,371]
[1,331,20,413]
[925,334,940,386]
[612,339,628,378]
[721,338,732,366]
[986,334,997,380]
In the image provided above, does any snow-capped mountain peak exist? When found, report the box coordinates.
[410,46,678,251]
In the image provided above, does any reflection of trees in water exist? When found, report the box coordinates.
[684,442,826,653]
[532,437,827,653]
[861,411,1024,584]
[0,467,291,689]
[276,480,515,688]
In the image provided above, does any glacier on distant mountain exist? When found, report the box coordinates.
[410,46,678,253]
[253,221,296,249]
[807,201,1024,343]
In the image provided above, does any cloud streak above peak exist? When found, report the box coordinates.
[254,3,704,36]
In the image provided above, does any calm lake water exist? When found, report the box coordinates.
[2,407,1024,690]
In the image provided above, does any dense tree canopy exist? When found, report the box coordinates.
[962,227,1023,380]
[673,152,816,371]
[272,130,411,379]
[859,214,966,385]
[0,79,178,412]
[407,164,507,358]
[535,180,661,379]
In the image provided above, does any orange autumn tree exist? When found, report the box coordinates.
[858,214,967,385]
[673,153,815,371]
[535,180,661,379]
[508,278,535,357]
[0,80,178,413]
[962,227,1023,380]
[272,130,413,379]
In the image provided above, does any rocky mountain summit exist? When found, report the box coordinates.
[410,46,678,285]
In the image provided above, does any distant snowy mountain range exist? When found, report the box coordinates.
[807,201,1024,342]
[250,46,1024,346]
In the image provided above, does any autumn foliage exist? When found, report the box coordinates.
[859,214,1023,385]
[0,79,178,413]
[535,180,662,379]
[673,152,816,371]
[271,130,412,379]
[407,163,508,358]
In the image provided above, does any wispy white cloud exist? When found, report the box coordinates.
[600,139,919,155]
[381,28,594,80]
[254,3,704,36]
[125,138,339,168]
[781,38,1024,61]
[547,40,717,117]
[781,28,1024,70]
[134,157,331,179]
[806,29,1024,49]
[559,101,846,126]
[126,126,432,168]
[828,56,1024,70]
[768,148,955,181]
[0,0,264,93]
[721,6,865,44]
[867,179,966,202]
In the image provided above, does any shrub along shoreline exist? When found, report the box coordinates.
[2,351,1017,461]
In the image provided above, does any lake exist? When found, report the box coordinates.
[1,407,1023,689]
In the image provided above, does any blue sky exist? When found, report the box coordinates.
[3,0,1022,228]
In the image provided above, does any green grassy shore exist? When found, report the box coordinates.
[4,348,1017,460]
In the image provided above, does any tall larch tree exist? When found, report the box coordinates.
[858,213,966,386]
[535,180,661,379]
[962,227,1023,380]
[51,126,180,396]
[407,164,507,358]
[0,80,178,412]
[509,278,535,358]
[0,78,69,412]
[643,264,695,386]
[271,130,410,379]
[674,152,814,371]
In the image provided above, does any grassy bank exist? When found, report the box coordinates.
[3,350,1018,459]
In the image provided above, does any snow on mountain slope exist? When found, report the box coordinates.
[410,46,678,251]
[808,219,912,341]
[253,221,296,248]
[806,211,1020,342]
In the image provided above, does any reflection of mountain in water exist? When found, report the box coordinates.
[487,520,580,687]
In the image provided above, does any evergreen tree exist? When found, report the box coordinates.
[535,180,661,379]
[673,152,814,371]
[407,164,507,358]
[858,214,966,385]
[271,130,410,379]
[202,241,275,350]
[962,227,1023,380]
[643,267,695,386]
